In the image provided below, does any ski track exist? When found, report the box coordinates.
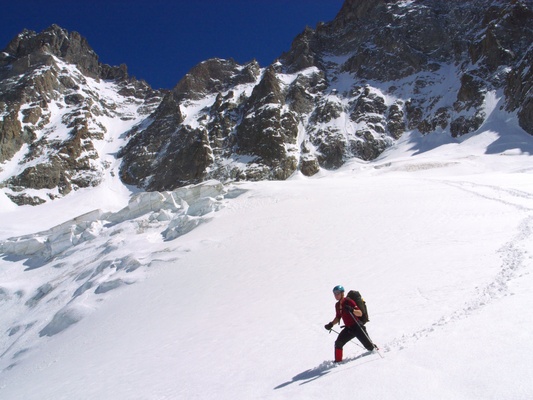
[1,165,532,397]
[440,180,533,212]
[383,179,533,353]
[279,176,533,381]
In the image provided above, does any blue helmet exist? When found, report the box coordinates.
[332,285,344,293]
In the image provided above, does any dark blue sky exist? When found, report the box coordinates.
[1,0,344,89]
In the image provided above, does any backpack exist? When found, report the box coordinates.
[346,290,369,324]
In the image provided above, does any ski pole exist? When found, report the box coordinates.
[346,311,384,358]
[328,328,365,349]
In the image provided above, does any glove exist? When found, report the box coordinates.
[324,322,333,330]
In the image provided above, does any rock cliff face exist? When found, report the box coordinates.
[119,0,533,191]
[1,1,533,202]
[0,25,162,205]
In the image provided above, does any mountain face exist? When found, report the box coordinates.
[1,1,533,203]
[0,25,163,205]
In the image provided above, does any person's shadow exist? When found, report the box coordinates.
[274,351,374,389]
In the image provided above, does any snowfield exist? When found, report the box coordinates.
[1,124,533,399]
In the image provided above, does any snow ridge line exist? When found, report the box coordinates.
[383,214,533,354]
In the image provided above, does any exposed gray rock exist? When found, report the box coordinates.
[235,66,299,180]
[172,58,260,102]
[0,25,124,80]
[286,75,316,114]
[2,0,533,199]
[503,1,533,134]
[118,0,533,191]
[299,155,320,177]
[278,27,318,73]
[0,25,163,205]
[387,103,406,139]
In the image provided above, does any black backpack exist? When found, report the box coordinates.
[346,290,369,324]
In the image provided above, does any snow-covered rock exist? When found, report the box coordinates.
[2,1,532,204]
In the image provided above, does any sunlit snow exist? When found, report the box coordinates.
[1,104,532,398]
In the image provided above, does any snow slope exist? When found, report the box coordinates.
[1,120,533,399]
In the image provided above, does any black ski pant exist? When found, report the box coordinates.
[335,324,374,351]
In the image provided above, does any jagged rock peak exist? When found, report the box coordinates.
[2,25,97,77]
[334,0,391,24]
[0,25,163,205]
[3,1,533,203]
[4,25,91,59]
[172,58,260,102]
[1,24,129,81]
[246,65,283,106]
[334,0,533,27]
[118,0,533,194]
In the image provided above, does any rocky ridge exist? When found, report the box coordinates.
[1,1,533,202]
[119,0,533,191]
[0,25,163,205]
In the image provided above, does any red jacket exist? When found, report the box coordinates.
[335,297,360,327]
